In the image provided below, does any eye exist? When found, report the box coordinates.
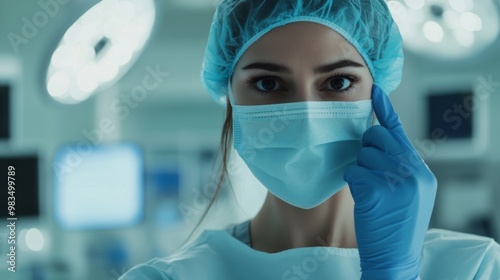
[255,78,280,91]
[323,73,360,93]
[246,75,284,94]
[325,76,352,91]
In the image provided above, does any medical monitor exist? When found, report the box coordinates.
[424,78,488,160]
[53,142,144,230]
[0,84,10,140]
[0,153,39,217]
[427,91,474,140]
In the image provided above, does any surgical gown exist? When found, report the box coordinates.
[119,220,500,279]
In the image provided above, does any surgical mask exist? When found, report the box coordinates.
[228,83,373,209]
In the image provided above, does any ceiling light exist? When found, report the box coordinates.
[405,0,425,10]
[388,0,499,60]
[423,21,444,42]
[44,0,158,104]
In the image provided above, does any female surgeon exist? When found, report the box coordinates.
[121,0,500,279]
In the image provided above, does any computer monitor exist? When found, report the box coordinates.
[0,154,39,217]
[427,91,474,140]
[421,75,489,160]
[0,84,10,140]
[53,142,144,230]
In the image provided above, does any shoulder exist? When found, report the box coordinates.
[423,228,499,254]
[119,230,227,280]
[119,258,175,280]
[420,228,500,279]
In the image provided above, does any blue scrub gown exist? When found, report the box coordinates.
[119,220,500,280]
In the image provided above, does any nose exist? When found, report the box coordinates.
[289,83,323,102]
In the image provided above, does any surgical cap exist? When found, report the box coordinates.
[201,0,404,106]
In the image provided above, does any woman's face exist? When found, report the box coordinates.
[231,22,373,105]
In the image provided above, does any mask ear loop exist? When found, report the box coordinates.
[372,111,380,126]
[227,79,238,151]
[227,79,236,106]
[371,84,381,127]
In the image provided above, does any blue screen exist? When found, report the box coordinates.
[53,143,144,230]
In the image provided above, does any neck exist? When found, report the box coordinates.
[250,186,357,253]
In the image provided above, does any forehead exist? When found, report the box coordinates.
[235,22,367,69]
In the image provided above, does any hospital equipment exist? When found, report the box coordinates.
[43,0,158,104]
[53,142,144,230]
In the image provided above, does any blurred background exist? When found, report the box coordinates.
[0,0,499,279]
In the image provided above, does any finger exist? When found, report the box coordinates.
[344,165,388,186]
[344,165,388,200]
[357,147,402,171]
[362,125,408,156]
[371,84,413,148]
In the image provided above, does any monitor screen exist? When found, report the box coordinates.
[0,155,39,217]
[53,143,144,230]
[0,84,10,140]
[427,91,474,140]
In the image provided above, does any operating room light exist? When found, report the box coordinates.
[387,1,408,22]
[45,0,156,104]
[171,0,217,9]
[449,0,474,13]
[423,21,444,42]
[387,0,500,59]
[454,28,475,47]
[460,12,482,32]
[443,10,460,29]
[404,0,425,10]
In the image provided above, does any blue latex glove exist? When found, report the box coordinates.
[344,84,437,280]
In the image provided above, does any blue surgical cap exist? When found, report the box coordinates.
[201,0,404,106]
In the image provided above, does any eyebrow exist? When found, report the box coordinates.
[241,59,364,74]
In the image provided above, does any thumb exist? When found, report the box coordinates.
[371,84,412,148]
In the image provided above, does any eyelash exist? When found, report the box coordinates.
[245,73,361,96]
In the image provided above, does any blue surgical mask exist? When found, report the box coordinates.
[228,82,373,209]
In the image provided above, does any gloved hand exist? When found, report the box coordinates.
[344,84,437,280]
